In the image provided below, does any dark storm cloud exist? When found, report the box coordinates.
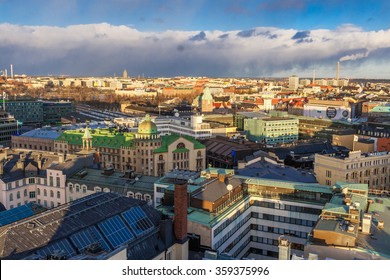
[291,30,310,40]
[237,29,278,39]
[189,31,206,41]
[219,33,229,39]
[237,29,256,37]
[1,23,390,78]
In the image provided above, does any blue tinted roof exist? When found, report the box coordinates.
[0,203,46,227]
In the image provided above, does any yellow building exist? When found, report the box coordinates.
[55,115,206,177]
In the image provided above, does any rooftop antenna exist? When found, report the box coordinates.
[2,91,6,111]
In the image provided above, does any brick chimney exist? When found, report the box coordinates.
[174,181,188,242]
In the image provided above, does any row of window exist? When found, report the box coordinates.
[251,200,322,215]
[346,158,389,169]
[8,177,38,189]
[215,213,251,249]
[251,223,309,239]
[214,201,250,237]
[9,189,61,201]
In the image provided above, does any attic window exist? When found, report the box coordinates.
[177,143,185,149]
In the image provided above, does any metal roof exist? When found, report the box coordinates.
[0,193,169,260]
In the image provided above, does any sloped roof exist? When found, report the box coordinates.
[154,134,205,154]
[0,193,165,260]
[56,129,135,149]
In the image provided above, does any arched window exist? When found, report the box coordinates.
[144,194,151,204]
[44,189,47,196]
[17,191,20,199]
[127,191,134,198]
[177,143,185,149]
[37,188,41,195]
[9,193,13,201]
[197,151,202,157]
[57,191,61,199]
[135,193,142,200]
[50,190,54,198]
[159,155,163,161]
[24,189,28,197]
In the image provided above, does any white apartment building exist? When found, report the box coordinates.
[0,148,93,210]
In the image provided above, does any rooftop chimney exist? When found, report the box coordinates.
[174,181,188,242]
[278,236,291,260]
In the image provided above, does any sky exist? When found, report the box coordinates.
[1,0,390,78]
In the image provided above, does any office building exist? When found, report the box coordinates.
[1,100,73,124]
[244,114,298,145]
[157,167,334,259]
[289,75,299,91]
[0,110,18,147]
[314,151,390,190]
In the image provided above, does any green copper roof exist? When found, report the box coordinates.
[56,129,135,149]
[370,106,390,113]
[240,176,333,194]
[173,148,189,153]
[154,134,205,154]
[334,181,368,192]
[138,114,158,134]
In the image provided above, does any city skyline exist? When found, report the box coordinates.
[1,0,390,78]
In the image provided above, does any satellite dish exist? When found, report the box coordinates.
[174,112,180,117]
[226,184,233,191]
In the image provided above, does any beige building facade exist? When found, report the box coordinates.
[314,151,390,191]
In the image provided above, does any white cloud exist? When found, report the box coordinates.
[0,23,390,78]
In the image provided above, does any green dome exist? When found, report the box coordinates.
[138,114,158,134]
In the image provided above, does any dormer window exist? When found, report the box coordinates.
[177,143,185,149]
